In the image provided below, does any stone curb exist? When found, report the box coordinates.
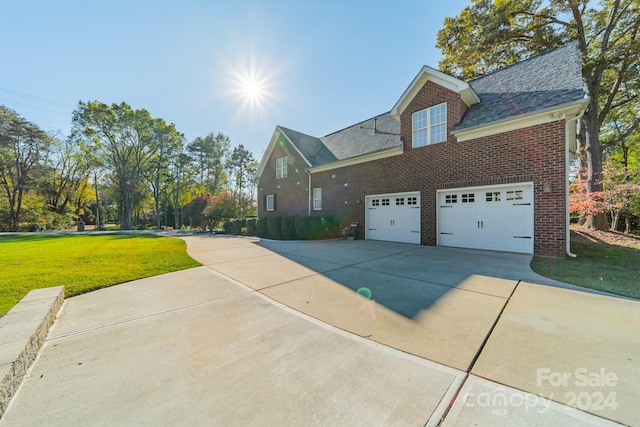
[0,286,64,419]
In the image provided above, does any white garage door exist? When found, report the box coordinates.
[365,192,421,244]
[437,183,533,254]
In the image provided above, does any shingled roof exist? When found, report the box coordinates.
[457,42,584,130]
[272,43,583,169]
[279,112,401,167]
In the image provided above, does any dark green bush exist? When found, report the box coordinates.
[267,216,282,239]
[223,220,234,234]
[294,216,312,239]
[295,216,339,240]
[256,218,268,237]
[320,216,339,238]
[233,218,247,235]
[246,218,257,236]
[281,217,297,239]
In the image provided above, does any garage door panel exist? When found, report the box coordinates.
[438,184,533,254]
[366,193,420,245]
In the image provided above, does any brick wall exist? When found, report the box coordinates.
[308,82,567,258]
[257,131,310,217]
[259,82,568,258]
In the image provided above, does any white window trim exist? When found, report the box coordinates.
[266,194,275,211]
[276,156,287,179]
[412,102,447,148]
[313,188,322,211]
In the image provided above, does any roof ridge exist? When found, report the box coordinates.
[469,41,578,83]
[322,111,391,138]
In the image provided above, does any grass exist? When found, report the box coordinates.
[0,234,201,316]
[531,227,640,299]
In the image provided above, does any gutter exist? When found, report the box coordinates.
[306,168,311,216]
[565,108,586,258]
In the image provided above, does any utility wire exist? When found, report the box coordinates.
[0,98,72,116]
[0,87,75,109]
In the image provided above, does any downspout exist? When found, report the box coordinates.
[565,109,585,258]
[306,168,311,216]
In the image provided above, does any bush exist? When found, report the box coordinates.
[295,216,338,240]
[281,217,297,239]
[223,221,234,234]
[256,218,268,237]
[246,218,257,236]
[267,216,282,239]
[294,216,313,239]
[233,218,247,235]
[321,216,339,238]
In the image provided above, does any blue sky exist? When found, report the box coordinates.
[1,0,471,160]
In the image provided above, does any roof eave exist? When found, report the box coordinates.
[309,144,403,173]
[452,98,589,142]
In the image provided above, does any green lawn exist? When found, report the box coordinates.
[531,240,640,299]
[0,234,201,316]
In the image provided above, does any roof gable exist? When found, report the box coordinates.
[390,65,480,120]
[255,127,315,180]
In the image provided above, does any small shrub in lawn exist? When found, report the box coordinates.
[246,218,257,236]
[267,216,282,239]
[281,217,297,239]
[256,218,268,237]
[234,219,247,235]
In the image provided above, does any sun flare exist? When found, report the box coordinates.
[224,55,283,118]
[240,74,266,103]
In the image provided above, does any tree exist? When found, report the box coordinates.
[72,101,162,230]
[167,149,196,229]
[0,106,51,231]
[187,132,230,194]
[602,115,640,231]
[40,136,93,218]
[226,144,256,217]
[202,191,237,229]
[437,0,640,230]
[144,119,183,229]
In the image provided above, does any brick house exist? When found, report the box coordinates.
[256,43,587,258]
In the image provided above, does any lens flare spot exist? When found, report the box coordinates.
[357,287,372,299]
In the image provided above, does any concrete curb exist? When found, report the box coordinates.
[0,286,64,418]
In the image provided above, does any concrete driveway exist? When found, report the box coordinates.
[2,235,638,426]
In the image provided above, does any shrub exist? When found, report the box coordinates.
[233,218,247,235]
[223,220,234,234]
[281,217,297,239]
[256,218,268,237]
[295,216,338,240]
[320,216,339,238]
[246,218,257,236]
[294,216,313,239]
[267,216,282,239]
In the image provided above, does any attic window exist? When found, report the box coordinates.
[276,156,287,179]
[412,103,447,148]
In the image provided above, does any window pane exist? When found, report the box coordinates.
[276,156,287,179]
[412,110,427,130]
[431,123,446,144]
[413,128,427,147]
[313,188,322,210]
[430,103,446,125]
